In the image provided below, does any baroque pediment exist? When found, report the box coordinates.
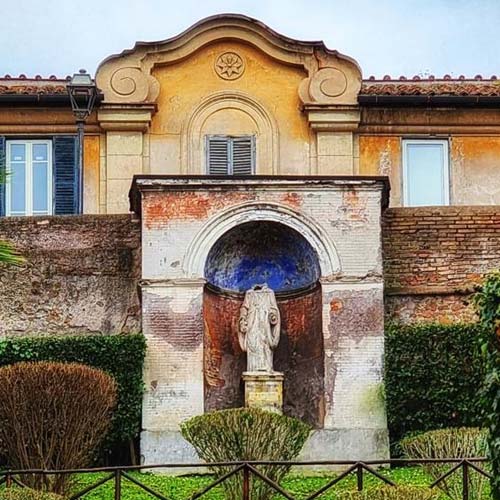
[96,14,362,106]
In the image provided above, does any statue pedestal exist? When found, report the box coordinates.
[242,372,284,414]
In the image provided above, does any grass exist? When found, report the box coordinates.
[0,466,490,499]
[65,466,458,499]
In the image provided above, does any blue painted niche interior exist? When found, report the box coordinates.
[204,221,321,293]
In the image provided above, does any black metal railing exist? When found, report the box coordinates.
[0,458,492,500]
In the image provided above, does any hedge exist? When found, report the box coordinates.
[385,322,485,448]
[474,270,500,499]
[0,334,146,456]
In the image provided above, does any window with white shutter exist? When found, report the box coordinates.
[206,135,255,175]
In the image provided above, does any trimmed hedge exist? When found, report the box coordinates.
[385,322,485,447]
[0,334,146,455]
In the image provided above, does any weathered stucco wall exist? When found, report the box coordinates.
[383,206,500,323]
[136,177,388,465]
[359,107,500,207]
[0,215,140,335]
[149,40,310,175]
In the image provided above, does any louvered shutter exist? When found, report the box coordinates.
[53,136,79,214]
[0,137,5,216]
[207,136,230,175]
[232,136,254,175]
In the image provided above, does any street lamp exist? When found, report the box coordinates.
[67,69,98,214]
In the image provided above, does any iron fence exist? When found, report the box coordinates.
[0,458,491,500]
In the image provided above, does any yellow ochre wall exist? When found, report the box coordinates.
[359,135,500,206]
[149,41,311,175]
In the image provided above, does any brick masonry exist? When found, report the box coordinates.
[0,215,141,335]
[383,206,500,323]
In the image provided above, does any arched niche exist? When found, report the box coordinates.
[183,201,341,281]
[203,220,325,426]
[181,91,279,174]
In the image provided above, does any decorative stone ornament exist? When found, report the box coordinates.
[215,52,245,80]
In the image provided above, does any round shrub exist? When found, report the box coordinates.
[0,362,117,494]
[181,408,311,500]
[0,333,146,458]
[401,427,489,500]
[336,485,440,500]
[0,489,64,500]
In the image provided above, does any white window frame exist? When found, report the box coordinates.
[402,139,450,207]
[6,139,53,216]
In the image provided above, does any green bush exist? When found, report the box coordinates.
[0,334,145,455]
[181,408,311,500]
[385,322,485,448]
[336,485,440,500]
[0,488,64,500]
[400,427,489,500]
[474,269,500,499]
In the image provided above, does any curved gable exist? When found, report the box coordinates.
[96,14,362,106]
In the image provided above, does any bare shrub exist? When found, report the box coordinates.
[400,427,489,500]
[0,362,116,494]
[336,485,440,500]
[181,408,311,500]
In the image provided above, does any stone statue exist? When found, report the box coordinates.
[238,284,281,373]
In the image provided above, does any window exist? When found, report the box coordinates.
[6,140,52,216]
[206,135,255,175]
[0,136,79,217]
[402,139,450,206]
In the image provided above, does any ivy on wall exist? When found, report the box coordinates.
[0,334,146,458]
[474,270,500,499]
[385,322,485,450]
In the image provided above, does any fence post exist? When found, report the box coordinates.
[114,469,121,500]
[243,464,250,500]
[462,461,469,500]
[5,473,11,488]
[357,463,363,491]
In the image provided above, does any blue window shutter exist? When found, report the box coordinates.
[0,137,5,217]
[53,136,79,215]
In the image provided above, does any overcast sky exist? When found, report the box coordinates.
[1,0,498,79]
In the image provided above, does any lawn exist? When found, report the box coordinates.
[66,466,488,499]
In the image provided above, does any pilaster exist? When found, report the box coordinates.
[305,105,360,175]
[97,104,155,213]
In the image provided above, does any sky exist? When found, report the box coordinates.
[1,0,499,79]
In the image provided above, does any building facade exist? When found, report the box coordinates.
[1,14,500,216]
[1,15,500,465]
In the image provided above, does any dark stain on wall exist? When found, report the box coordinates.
[143,292,204,351]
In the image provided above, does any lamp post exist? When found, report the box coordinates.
[67,69,98,214]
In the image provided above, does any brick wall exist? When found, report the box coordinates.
[0,215,141,335]
[383,206,500,323]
